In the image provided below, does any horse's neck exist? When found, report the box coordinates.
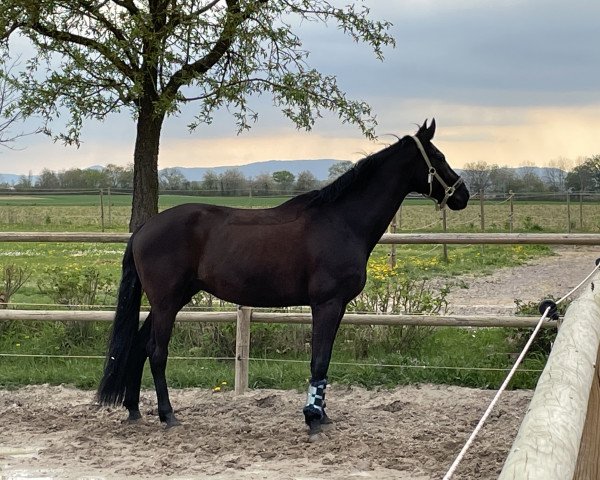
[334,155,414,251]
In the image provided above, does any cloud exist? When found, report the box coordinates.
[1,0,599,175]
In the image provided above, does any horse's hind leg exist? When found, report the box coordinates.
[147,305,180,427]
[123,315,152,422]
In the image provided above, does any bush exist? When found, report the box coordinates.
[37,265,114,343]
[345,258,451,356]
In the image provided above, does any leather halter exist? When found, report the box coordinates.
[412,136,464,209]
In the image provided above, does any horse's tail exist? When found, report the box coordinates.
[97,231,142,406]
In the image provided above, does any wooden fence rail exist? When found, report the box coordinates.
[0,308,550,328]
[0,232,599,245]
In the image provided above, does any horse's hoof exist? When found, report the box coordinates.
[164,418,181,428]
[160,412,181,428]
[308,432,323,443]
[126,410,142,423]
[123,417,143,425]
[320,412,333,425]
[307,418,322,439]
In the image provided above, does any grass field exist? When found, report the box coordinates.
[0,194,564,391]
[0,193,598,233]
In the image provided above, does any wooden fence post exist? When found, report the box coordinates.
[107,187,112,227]
[441,207,448,263]
[235,306,252,395]
[509,190,514,233]
[567,190,572,233]
[99,189,105,232]
[579,192,583,230]
[388,209,399,268]
[479,189,485,231]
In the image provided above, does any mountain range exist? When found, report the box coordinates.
[0,159,564,185]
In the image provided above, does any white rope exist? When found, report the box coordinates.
[555,263,599,305]
[442,260,600,479]
[442,305,551,480]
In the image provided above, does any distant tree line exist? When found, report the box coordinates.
[459,155,600,194]
[3,156,600,196]
[1,161,356,196]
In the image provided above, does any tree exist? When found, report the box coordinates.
[159,167,187,190]
[520,172,546,193]
[295,170,319,192]
[1,2,394,231]
[14,172,33,189]
[104,163,134,189]
[566,155,600,192]
[200,170,220,194]
[544,157,570,192]
[219,168,247,196]
[0,57,35,148]
[462,161,496,193]
[272,170,295,193]
[36,168,61,189]
[488,167,518,193]
[251,172,275,196]
[328,160,353,180]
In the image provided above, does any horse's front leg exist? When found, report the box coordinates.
[304,299,345,438]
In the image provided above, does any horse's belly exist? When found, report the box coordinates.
[200,263,309,307]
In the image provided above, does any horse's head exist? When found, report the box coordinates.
[411,119,470,210]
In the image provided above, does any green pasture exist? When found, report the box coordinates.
[0,193,598,232]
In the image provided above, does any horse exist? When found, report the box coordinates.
[97,119,470,436]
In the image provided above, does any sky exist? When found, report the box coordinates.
[1,0,599,176]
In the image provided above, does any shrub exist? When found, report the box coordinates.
[345,258,451,356]
[37,265,114,343]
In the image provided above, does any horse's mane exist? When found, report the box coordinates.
[286,137,409,208]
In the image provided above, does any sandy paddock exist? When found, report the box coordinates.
[2,246,598,479]
[0,384,532,479]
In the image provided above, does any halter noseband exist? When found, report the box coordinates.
[412,136,463,210]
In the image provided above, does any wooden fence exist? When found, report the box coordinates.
[1,231,600,245]
[0,308,552,395]
[499,271,600,480]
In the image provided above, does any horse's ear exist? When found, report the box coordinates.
[416,119,436,142]
[427,118,436,140]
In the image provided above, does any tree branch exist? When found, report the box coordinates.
[163,0,268,98]
[110,0,139,15]
[27,19,137,81]
[165,0,221,31]
[77,0,140,71]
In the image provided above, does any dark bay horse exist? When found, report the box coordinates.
[97,119,470,435]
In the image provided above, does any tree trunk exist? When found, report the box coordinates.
[128,100,165,232]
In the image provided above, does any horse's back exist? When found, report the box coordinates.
[131,202,314,305]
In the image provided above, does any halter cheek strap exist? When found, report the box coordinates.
[412,136,464,210]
